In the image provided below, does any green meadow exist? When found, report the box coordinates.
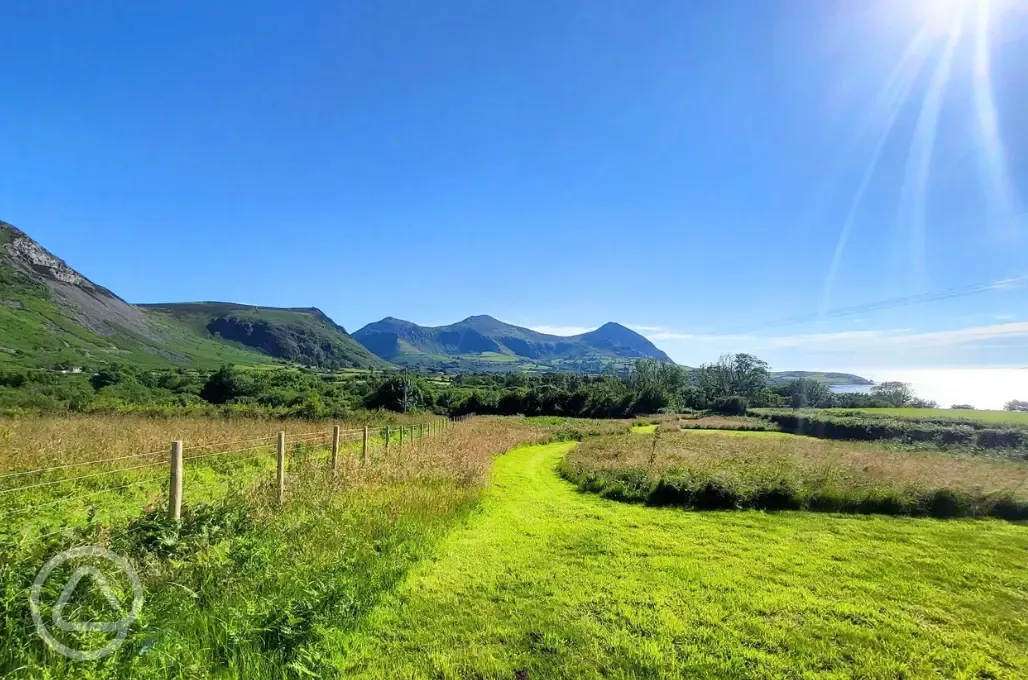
[2,417,1026,678]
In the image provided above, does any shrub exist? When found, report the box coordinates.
[756,410,1027,455]
[711,396,748,415]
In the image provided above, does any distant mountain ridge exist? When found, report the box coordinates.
[353,315,672,372]
[1,219,871,382]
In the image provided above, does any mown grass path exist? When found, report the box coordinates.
[334,442,1028,679]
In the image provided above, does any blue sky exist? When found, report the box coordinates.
[1,0,1026,372]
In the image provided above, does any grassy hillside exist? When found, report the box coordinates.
[0,227,274,370]
[140,303,391,370]
[353,315,671,373]
[0,221,388,372]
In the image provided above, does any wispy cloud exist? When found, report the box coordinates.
[650,322,1028,351]
[528,325,595,337]
[627,324,665,332]
[989,275,1027,290]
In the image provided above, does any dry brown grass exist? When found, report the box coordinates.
[0,413,436,475]
[677,416,780,432]
[570,430,1028,499]
[331,416,552,489]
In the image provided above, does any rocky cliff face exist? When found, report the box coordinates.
[0,221,159,339]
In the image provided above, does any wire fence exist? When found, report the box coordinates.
[0,415,474,529]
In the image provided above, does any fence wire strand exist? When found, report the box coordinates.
[0,448,168,482]
[4,477,165,516]
[0,459,169,496]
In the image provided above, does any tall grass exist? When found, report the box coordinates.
[559,430,1028,520]
[753,409,1028,456]
[0,416,552,678]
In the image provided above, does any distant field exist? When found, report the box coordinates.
[679,429,798,439]
[475,351,519,362]
[827,408,1028,424]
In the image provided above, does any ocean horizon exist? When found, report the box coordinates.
[828,367,1027,410]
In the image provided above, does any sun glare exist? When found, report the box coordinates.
[821,0,1022,308]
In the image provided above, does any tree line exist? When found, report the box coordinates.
[0,355,1021,418]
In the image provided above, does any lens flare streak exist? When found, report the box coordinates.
[820,0,1021,309]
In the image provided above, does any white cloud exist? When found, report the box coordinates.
[627,324,665,332]
[528,325,595,337]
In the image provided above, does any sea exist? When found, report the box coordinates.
[828,368,1027,411]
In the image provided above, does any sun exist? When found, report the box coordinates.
[821,0,1022,309]
[914,0,975,35]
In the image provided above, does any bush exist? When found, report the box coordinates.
[756,410,1027,455]
[711,396,748,415]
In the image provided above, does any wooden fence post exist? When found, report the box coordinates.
[362,426,369,463]
[276,431,286,503]
[385,425,391,453]
[169,440,183,521]
[399,425,403,449]
[331,425,340,472]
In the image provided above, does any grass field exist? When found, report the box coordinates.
[676,429,797,438]
[561,429,1028,519]
[0,417,553,678]
[4,417,1028,678]
[830,407,1028,424]
[333,442,1028,678]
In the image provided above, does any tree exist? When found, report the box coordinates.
[200,365,248,404]
[909,398,938,409]
[869,381,914,407]
[696,353,770,402]
[785,378,833,409]
[363,375,429,412]
[1005,399,1028,412]
[950,404,975,410]
[90,363,130,391]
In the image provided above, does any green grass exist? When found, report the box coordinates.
[330,442,1028,678]
[831,407,1028,424]
[679,429,798,439]
[475,352,519,363]
[562,430,1028,520]
[630,424,657,434]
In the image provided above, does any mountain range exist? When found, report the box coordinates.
[0,220,870,384]
[352,315,670,373]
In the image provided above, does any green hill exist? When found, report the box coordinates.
[768,371,872,386]
[353,315,671,373]
[140,302,390,370]
[0,221,386,371]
